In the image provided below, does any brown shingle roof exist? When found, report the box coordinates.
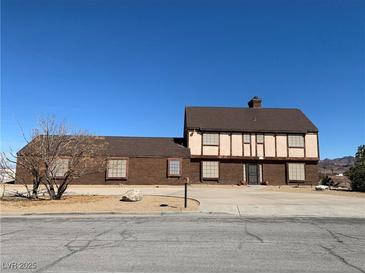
[101,136,190,158]
[18,136,190,158]
[185,107,318,133]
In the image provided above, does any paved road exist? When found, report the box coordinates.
[1,215,364,272]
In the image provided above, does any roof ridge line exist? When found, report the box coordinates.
[99,136,182,139]
[185,106,299,110]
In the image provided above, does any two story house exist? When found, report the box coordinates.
[16,97,319,185]
[185,97,319,185]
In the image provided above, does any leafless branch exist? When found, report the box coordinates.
[15,116,106,200]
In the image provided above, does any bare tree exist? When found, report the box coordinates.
[1,145,43,199]
[0,155,16,199]
[10,117,107,200]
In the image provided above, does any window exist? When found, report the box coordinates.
[202,133,219,146]
[243,134,251,144]
[288,163,305,181]
[202,161,219,179]
[51,158,69,177]
[107,159,127,178]
[257,134,264,144]
[168,159,181,177]
[288,135,304,148]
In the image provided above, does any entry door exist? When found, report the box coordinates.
[248,164,258,185]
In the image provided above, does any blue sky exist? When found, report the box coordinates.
[1,0,364,159]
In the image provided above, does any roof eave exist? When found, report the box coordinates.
[185,127,318,134]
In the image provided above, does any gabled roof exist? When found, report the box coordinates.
[185,107,318,133]
[101,136,190,158]
[18,136,190,158]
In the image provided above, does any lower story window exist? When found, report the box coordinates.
[52,158,69,177]
[288,163,305,181]
[168,159,181,177]
[107,159,127,179]
[202,161,219,179]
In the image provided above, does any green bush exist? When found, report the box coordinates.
[346,145,365,192]
[347,164,365,192]
[320,176,334,186]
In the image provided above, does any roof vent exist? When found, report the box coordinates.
[248,96,262,108]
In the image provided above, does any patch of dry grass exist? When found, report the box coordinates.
[259,185,365,198]
[0,195,199,215]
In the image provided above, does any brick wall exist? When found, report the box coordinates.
[188,160,319,185]
[305,162,319,185]
[189,160,201,183]
[262,163,286,185]
[219,162,243,184]
[16,156,318,186]
[16,157,190,185]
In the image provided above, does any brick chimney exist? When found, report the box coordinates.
[248,96,262,108]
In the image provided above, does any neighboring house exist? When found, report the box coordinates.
[16,97,319,185]
[0,168,15,184]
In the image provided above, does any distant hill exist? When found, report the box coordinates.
[319,156,355,175]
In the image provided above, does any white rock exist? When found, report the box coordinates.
[331,186,349,191]
[315,185,329,191]
[120,189,143,202]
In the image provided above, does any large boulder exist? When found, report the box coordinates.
[315,185,329,191]
[120,189,143,202]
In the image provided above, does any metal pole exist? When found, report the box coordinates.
[184,182,187,208]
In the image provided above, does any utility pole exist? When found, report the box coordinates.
[184,177,189,208]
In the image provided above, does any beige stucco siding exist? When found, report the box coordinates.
[264,134,275,157]
[203,146,219,156]
[243,144,251,156]
[251,135,256,156]
[257,144,264,157]
[305,133,318,158]
[188,130,317,159]
[276,134,287,157]
[231,134,243,156]
[289,148,305,157]
[188,130,201,155]
[220,133,231,156]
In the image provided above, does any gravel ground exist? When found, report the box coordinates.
[0,195,199,215]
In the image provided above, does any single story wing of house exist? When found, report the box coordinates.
[16,97,319,185]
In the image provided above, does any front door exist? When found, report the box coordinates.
[248,164,258,185]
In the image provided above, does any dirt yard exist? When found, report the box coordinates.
[0,195,199,215]
[259,185,365,198]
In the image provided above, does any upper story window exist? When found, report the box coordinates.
[202,133,219,146]
[107,159,127,179]
[256,134,264,144]
[243,134,251,144]
[288,135,304,148]
[288,163,305,181]
[168,159,181,177]
[51,158,69,177]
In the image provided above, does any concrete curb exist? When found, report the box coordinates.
[147,194,201,205]
[1,214,364,222]
[1,211,364,219]
[0,211,201,217]
[0,211,232,218]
